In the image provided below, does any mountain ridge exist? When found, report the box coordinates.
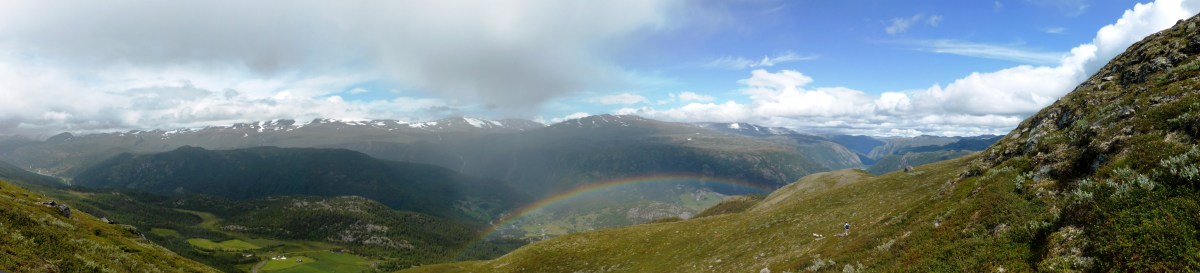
[72,146,526,223]
[400,13,1200,273]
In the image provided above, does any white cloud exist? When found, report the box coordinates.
[618,101,751,123]
[919,0,1200,116]
[1034,0,1091,17]
[739,70,874,117]
[1044,27,1067,34]
[0,48,468,135]
[928,15,943,26]
[886,14,942,35]
[622,0,1200,136]
[677,92,715,102]
[549,112,593,123]
[897,39,1065,65]
[593,93,649,105]
[0,0,683,135]
[705,52,818,69]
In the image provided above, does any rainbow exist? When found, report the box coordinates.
[453,174,772,259]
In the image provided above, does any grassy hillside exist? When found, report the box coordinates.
[49,188,520,271]
[401,14,1200,273]
[4,115,849,245]
[864,150,975,175]
[73,146,525,222]
[0,179,218,272]
[399,158,973,272]
[863,136,1001,175]
[0,158,64,188]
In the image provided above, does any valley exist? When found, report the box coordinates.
[0,114,995,245]
[2,1,1194,272]
[0,114,996,272]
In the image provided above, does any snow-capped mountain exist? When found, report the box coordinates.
[693,122,797,137]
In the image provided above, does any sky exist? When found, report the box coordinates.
[1,0,1199,137]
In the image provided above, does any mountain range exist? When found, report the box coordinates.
[2,8,1198,273]
[72,146,525,223]
[399,14,1200,272]
[7,115,996,234]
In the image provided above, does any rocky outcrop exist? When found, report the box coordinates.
[970,17,1200,183]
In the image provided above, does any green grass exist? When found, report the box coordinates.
[261,251,371,273]
[0,180,220,272]
[693,195,764,218]
[261,255,315,270]
[186,238,261,251]
[399,159,975,273]
[245,238,288,248]
[174,209,222,231]
[499,184,733,240]
[150,227,181,237]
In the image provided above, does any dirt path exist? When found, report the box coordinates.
[250,259,270,273]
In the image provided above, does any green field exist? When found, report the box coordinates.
[261,255,315,270]
[186,238,261,251]
[261,251,370,273]
[149,227,180,237]
[174,209,222,230]
[173,206,374,271]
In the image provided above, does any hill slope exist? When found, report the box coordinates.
[49,188,511,270]
[73,146,525,222]
[0,179,218,272]
[401,13,1200,273]
[0,158,63,188]
[400,158,971,272]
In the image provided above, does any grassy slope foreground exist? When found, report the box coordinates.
[402,14,1200,273]
[0,179,218,272]
[401,159,969,272]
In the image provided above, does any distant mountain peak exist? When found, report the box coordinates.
[694,122,797,137]
[408,116,544,131]
[549,114,657,128]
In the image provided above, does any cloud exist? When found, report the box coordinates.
[927,15,943,27]
[705,52,818,69]
[617,69,1051,136]
[922,0,1200,115]
[886,14,942,35]
[618,101,751,123]
[548,112,593,123]
[0,0,683,135]
[650,91,723,107]
[593,93,649,105]
[898,39,1065,64]
[677,92,715,102]
[622,0,1200,136]
[1044,27,1067,34]
[1032,0,1091,17]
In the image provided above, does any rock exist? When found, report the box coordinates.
[992,223,1009,236]
[1184,35,1200,54]
[56,204,71,218]
[758,267,770,273]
